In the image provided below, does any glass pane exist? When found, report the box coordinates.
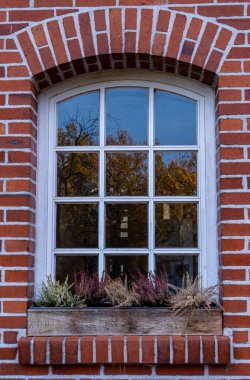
[155,255,198,287]
[155,151,197,196]
[155,203,197,248]
[56,255,98,284]
[57,153,99,197]
[106,255,147,283]
[56,204,98,248]
[106,203,148,248]
[106,88,148,145]
[57,91,99,146]
[155,90,197,145]
[106,152,148,196]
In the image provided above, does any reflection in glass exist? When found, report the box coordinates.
[106,152,148,196]
[155,255,198,286]
[106,88,148,145]
[57,153,99,197]
[155,203,197,248]
[56,204,98,248]
[106,203,148,248]
[155,151,197,196]
[57,91,100,146]
[155,90,196,145]
[106,255,147,283]
[56,255,98,284]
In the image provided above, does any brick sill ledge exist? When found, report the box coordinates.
[19,335,230,366]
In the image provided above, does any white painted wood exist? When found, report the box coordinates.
[36,71,217,296]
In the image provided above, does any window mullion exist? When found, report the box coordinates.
[99,87,105,278]
[148,86,154,274]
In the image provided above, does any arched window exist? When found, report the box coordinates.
[36,72,217,292]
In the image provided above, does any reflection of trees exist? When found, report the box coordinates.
[155,151,197,196]
[58,110,99,146]
[106,130,147,196]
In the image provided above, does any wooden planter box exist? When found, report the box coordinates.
[28,307,222,336]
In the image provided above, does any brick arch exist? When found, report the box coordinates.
[16,7,235,90]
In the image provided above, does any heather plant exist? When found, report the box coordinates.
[74,271,106,306]
[105,276,139,307]
[37,276,80,307]
[169,274,222,319]
[132,270,171,306]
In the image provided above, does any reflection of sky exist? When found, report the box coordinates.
[58,91,100,145]
[155,151,197,169]
[155,90,197,145]
[106,88,148,145]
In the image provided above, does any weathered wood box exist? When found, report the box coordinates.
[28,307,222,336]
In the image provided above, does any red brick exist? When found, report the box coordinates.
[157,336,170,364]
[0,52,22,64]
[218,89,242,102]
[3,331,18,344]
[193,23,218,68]
[0,348,17,360]
[65,336,78,364]
[76,0,115,4]
[0,363,48,376]
[19,337,31,364]
[126,336,139,363]
[152,33,166,56]
[156,365,204,376]
[215,28,233,51]
[186,18,202,40]
[220,208,244,221]
[0,0,29,6]
[52,364,100,375]
[79,13,96,59]
[0,316,26,328]
[6,179,34,193]
[34,337,47,365]
[96,336,108,363]
[173,336,185,364]
[80,336,93,363]
[220,133,250,145]
[47,20,68,66]
[50,337,63,364]
[142,336,154,363]
[5,269,33,282]
[35,0,72,5]
[187,335,200,363]
[3,301,28,313]
[5,240,34,253]
[221,60,242,73]
[111,336,124,363]
[202,336,215,364]
[94,9,106,32]
[233,330,248,344]
[224,284,250,297]
[125,8,137,30]
[219,119,243,131]
[223,299,247,313]
[97,33,109,55]
[125,31,136,52]
[156,9,170,32]
[218,336,230,364]
[221,268,245,281]
[138,9,153,54]
[166,14,186,59]
[222,254,250,267]
[104,364,151,375]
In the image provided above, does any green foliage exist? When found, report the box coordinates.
[37,276,82,307]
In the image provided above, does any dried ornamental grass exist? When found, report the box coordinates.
[105,276,140,307]
[169,274,222,320]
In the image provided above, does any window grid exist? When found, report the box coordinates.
[51,84,201,279]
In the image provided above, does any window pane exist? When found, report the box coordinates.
[106,203,148,248]
[106,255,147,283]
[57,153,99,197]
[155,255,198,286]
[155,90,196,145]
[56,255,98,284]
[56,204,98,248]
[106,152,148,196]
[155,203,197,248]
[57,91,99,146]
[106,88,148,145]
[155,151,197,196]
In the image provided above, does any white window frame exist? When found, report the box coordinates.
[36,70,217,296]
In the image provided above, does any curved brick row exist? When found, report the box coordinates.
[15,7,234,89]
[19,335,230,366]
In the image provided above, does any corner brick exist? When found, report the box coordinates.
[157,336,170,364]
[127,336,139,363]
[34,337,47,365]
[18,337,32,364]
[50,336,63,364]
[172,336,185,364]
[81,336,93,363]
[142,336,154,363]
[96,336,108,363]
[111,336,124,363]
[218,336,230,364]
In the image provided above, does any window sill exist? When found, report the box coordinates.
[27,307,222,336]
[19,335,230,365]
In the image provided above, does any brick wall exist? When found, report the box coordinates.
[1,0,250,379]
